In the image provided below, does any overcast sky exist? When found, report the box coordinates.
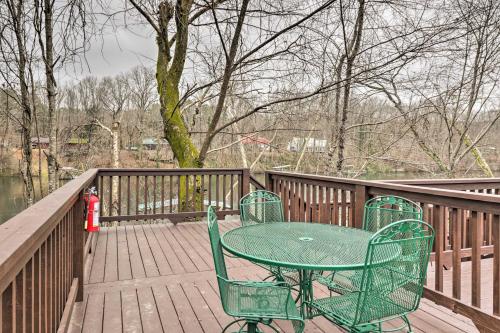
[62,21,157,83]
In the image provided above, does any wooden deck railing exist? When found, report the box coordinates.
[0,169,96,332]
[3,167,500,332]
[0,168,250,332]
[96,168,250,223]
[265,171,500,331]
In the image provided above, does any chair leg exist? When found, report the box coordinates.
[402,315,413,333]
[262,274,275,281]
[222,318,247,333]
[263,322,280,333]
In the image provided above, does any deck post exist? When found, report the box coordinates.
[72,190,85,302]
[265,171,274,192]
[241,168,250,197]
[354,184,368,229]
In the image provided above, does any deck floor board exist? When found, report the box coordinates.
[69,221,482,333]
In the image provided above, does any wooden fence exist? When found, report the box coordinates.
[265,171,500,332]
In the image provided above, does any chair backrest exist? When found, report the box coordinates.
[353,219,434,325]
[207,206,228,280]
[363,196,422,233]
[240,190,284,226]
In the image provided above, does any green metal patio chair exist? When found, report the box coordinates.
[240,190,285,226]
[363,196,422,233]
[309,219,434,332]
[207,206,304,333]
[315,195,422,293]
[239,190,300,286]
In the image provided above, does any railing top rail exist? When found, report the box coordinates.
[266,171,500,213]
[0,168,97,291]
[97,168,248,176]
[384,178,500,186]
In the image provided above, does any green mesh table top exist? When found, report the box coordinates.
[221,223,386,271]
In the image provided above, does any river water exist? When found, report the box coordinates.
[0,176,52,224]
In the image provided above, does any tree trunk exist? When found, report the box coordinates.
[111,121,120,168]
[111,121,120,214]
[13,1,34,205]
[459,132,493,177]
[336,0,365,176]
[156,2,200,170]
[44,0,58,193]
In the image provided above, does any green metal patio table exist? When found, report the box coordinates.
[221,222,382,319]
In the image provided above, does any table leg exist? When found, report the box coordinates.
[299,269,314,319]
[247,322,257,333]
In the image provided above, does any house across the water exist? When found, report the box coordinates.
[31,137,50,149]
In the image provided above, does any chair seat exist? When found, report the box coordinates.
[314,270,359,293]
[315,267,405,294]
[309,292,411,328]
[223,280,302,321]
[270,266,301,286]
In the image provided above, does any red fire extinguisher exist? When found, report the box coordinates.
[84,186,100,232]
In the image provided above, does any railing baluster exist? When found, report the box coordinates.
[293,181,298,221]
[127,175,131,216]
[99,175,104,216]
[493,214,500,315]
[47,232,53,333]
[169,175,173,213]
[208,175,212,208]
[33,250,40,333]
[108,176,113,216]
[304,183,310,222]
[222,175,226,210]
[185,174,190,211]
[2,283,13,332]
[201,175,206,211]
[42,241,47,332]
[153,176,157,215]
[298,182,304,222]
[229,175,233,211]
[161,176,165,214]
[341,190,347,227]
[118,176,122,216]
[144,175,149,215]
[177,175,181,212]
[284,179,290,221]
[135,176,140,216]
[56,224,60,322]
[14,269,21,331]
[471,210,483,307]
[434,204,444,292]
[216,175,220,210]
[451,208,462,299]
[326,187,331,224]
[333,188,339,225]
[25,258,32,333]
[311,184,317,223]
[318,186,325,223]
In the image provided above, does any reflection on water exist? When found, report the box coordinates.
[0,176,51,224]
[0,176,30,223]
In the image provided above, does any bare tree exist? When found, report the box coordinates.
[0,0,36,205]
[365,0,500,177]
[33,0,90,193]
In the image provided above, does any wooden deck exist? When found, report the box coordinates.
[68,221,480,333]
